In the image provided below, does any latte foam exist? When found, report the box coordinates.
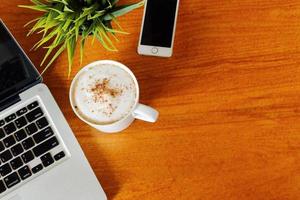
[72,63,137,124]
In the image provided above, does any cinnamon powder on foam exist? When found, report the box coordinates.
[88,78,123,116]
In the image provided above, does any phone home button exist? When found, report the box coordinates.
[151,47,158,54]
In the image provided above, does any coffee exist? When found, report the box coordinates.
[71,63,137,125]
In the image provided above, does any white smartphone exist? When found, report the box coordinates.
[138,0,180,57]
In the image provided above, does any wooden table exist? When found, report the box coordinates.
[2,0,300,199]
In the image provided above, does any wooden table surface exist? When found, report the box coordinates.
[2,0,300,199]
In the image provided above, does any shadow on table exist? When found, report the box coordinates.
[90,147,120,200]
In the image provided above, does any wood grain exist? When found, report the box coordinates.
[2,0,300,199]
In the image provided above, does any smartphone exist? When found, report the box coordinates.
[138,0,180,57]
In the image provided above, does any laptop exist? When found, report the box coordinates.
[0,20,107,200]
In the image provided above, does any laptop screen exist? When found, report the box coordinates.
[0,21,40,105]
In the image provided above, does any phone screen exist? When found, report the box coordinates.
[141,0,178,48]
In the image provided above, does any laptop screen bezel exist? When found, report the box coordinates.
[0,20,42,106]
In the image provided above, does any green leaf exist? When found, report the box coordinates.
[110,0,119,6]
[41,42,66,75]
[95,32,108,50]
[27,17,47,36]
[80,37,86,64]
[79,23,90,64]
[96,25,117,51]
[51,0,68,5]
[30,0,46,6]
[87,10,106,20]
[103,1,144,20]
[41,33,65,65]
[48,7,64,15]
[18,5,49,12]
[74,4,97,23]
[63,5,74,13]
[62,18,73,31]
[106,14,123,30]
[32,25,62,50]
[42,11,58,37]
[106,0,112,8]
[24,18,41,27]
[67,36,76,77]
[102,22,128,34]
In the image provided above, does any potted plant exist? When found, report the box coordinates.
[19,0,144,76]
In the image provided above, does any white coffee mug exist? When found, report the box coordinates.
[69,60,159,133]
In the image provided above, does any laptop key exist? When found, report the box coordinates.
[0,180,6,193]
[54,151,65,161]
[33,127,54,144]
[5,114,16,123]
[3,135,16,148]
[3,122,16,135]
[36,117,49,129]
[0,163,12,176]
[15,116,27,129]
[41,152,54,167]
[4,172,20,188]
[21,150,34,163]
[25,108,43,123]
[0,150,13,163]
[25,123,38,135]
[0,141,4,152]
[0,128,5,139]
[22,137,35,150]
[14,129,27,141]
[33,136,59,157]
[11,144,24,156]
[27,101,39,110]
[0,150,12,163]
[0,120,5,127]
[18,165,32,180]
[32,164,43,174]
[16,107,28,116]
[10,157,23,170]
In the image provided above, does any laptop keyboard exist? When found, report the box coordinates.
[0,100,67,194]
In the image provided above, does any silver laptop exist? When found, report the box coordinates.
[0,20,106,200]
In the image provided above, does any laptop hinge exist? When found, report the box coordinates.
[0,95,21,112]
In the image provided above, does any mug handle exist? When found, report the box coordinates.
[133,103,159,123]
